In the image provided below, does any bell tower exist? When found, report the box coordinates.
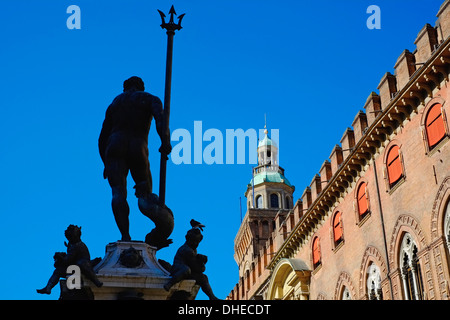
[233,124,295,298]
[247,126,293,210]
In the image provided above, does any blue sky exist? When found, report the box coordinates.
[0,0,443,300]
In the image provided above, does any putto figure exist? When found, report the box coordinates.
[36,225,103,294]
[164,222,219,300]
[99,76,173,247]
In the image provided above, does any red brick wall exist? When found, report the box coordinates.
[295,84,450,300]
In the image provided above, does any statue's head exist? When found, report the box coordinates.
[123,76,145,92]
[65,224,82,242]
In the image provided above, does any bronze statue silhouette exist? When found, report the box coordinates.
[99,76,173,249]
[36,225,103,295]
[164,223,219,300]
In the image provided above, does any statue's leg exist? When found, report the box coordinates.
[129,142,152,198]
[164,265,191,291]
[107,159,131,241]
[129,143,174,249]
[79,262,103,288]
[193,273,220,300]
[36,268,64,294]
[111,185,130,241]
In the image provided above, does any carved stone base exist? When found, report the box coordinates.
[80,241,199,300]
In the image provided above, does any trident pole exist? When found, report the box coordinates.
[157,6,185,207]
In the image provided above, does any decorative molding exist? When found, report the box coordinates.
[431,176,450,241]
[359,246,388,299]
[334,271,357,300]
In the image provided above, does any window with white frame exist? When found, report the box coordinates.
[367,263,382,300]
[399,233,424,300]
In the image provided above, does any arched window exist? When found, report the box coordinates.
[246,269,250,294]
[270,193,279,209]
[256,195,263,209]
[333,211,343,246]
[341,286,352,300]
[285,196,291,209]
[400,233,424,300]
[425,103,446,148]
[367,263,383,300]
[386,145,403,186]
[357,182,369,217]
[312,237,321,269]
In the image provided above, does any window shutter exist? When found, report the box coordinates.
[313,238,320,265]
[333,211,343,242]
[365,186,370,211]
[387,145,402,184]
[426,103,446,147]
[357,183,368,215]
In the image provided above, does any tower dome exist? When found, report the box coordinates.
[245,125,294,210]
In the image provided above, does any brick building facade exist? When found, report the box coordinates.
[229,0,450,300]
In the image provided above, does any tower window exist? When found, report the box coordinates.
[425,103,446,148]
[256,195,263,209]
[270,193,279,208]
[285,196,291,209]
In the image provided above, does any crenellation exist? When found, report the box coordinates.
[394,49,416,91]
[312,173,323,196]
[329,144,343,176]
[293,199,304,221]
[377,73,397,111]
[301,187,312,210]
[352,110,368,143]
[364,91,383,127]
[437,0,450,41]
[340,127,355,159]
[415,23,439,64]
[319,160,332,188]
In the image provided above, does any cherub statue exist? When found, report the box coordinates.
[163,221,219,300]
[36,225,103,295]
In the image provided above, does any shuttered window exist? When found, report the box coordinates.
[312,237,321,268]
[426,103,446,148]
[357,182,369,216]
[387,145,403,185]
[333,211,343,243]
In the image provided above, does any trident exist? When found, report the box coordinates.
[157,6,185,207]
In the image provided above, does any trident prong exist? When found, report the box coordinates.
[157,5,185,33]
